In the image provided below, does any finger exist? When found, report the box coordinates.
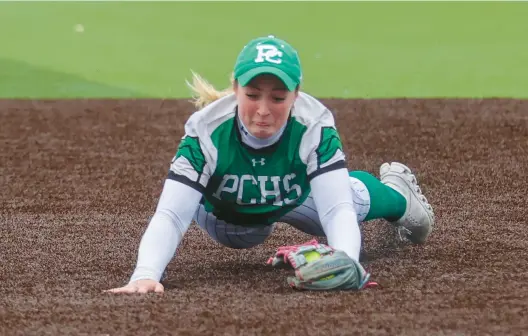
[104,287,130,293]
[108,288,130,294]
[104,286,136,294]
[137,286,150,294]
[154,283,164,293]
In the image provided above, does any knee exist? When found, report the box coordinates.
[207,225,274,249]
[220,240,262,249]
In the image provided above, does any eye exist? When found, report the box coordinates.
[272,97,286,102]
[246,94,259,100]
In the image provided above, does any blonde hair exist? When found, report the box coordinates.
[186,71,235,109]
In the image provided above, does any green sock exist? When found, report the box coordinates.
[349,171,407,222]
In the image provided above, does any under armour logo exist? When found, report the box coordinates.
[252,158,266,166]
[254,44,283,64]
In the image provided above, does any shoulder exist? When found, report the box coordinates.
[184,93,238,137]
[293,92,346,174]
[291,92,340,146]
[290,92,336,128]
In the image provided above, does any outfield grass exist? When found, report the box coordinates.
[1,1,527,99]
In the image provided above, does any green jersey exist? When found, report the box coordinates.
[168,92,346,226]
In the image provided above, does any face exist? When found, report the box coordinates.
[233,74,298,139]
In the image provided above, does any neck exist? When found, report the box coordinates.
[238,115,286,149]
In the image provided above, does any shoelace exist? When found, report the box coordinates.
[409,174,432,209]
[359,269,382,290]
[363,281,381,289]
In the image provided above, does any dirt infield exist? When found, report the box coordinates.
[1,98,527,335]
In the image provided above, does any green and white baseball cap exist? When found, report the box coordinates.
[233,35,302,91]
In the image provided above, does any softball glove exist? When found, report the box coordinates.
[266,239,379,291]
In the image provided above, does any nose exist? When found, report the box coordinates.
[256,102,271,117]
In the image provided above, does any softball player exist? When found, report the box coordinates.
[106,35,434,294]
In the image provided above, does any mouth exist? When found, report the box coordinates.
[255,122,269,127]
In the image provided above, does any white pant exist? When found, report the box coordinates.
[192,176,371,249]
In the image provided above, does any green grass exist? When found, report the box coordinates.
[1,1,527,99]
[0,57,143,98]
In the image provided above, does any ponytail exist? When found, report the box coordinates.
[186,71,234,109]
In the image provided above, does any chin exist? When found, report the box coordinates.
[251,127,273,139]
[254,132,271,139]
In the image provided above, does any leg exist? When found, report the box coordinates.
[193,204,274,249]
[278,164,434,244]
[277,175,371,237]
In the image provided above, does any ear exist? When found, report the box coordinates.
[232,80,239,94]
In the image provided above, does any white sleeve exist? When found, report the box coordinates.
[298,109,347,181]
[129,179,202,283]
[310,168,362,262]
